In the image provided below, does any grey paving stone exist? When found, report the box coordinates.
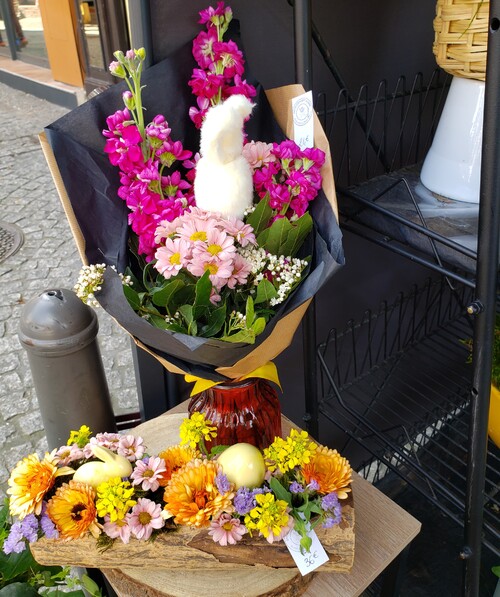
[0,82,139,498]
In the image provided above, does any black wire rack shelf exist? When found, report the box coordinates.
[317,277,499,557]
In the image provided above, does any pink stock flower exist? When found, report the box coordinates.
[189,69,225,100]
[213,40,245,78]
[103,515,132,544]
[198,1,231,26]
[192,29,218,69]
[208,513,247,546]
[128,498,165,540]
[130,456,167,492]
[222,74,256,100]
[155,237,190,279]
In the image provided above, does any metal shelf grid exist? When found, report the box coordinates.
[317,278,500,557]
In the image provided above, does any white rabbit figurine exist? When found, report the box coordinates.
[194,95,255,219]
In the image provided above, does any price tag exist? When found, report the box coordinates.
[283,525,330,575]
[292,91,314,150]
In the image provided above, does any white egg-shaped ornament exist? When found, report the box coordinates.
[217,442,266,489]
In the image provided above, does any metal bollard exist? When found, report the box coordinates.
[19,288,116,449]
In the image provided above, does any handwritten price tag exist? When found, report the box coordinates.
[292,91,314,150]
[283,526,329,575]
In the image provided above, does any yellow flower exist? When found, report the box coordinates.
[179,413,217,449]
[157,444,199,486]
[301,446,353,499]
[264,429,317,473]
[67,425,92,448]
[244,493,290,539]
[47,480,100,539]
[96,477,136,522]
[163,459,233,527]
[7,451,73,519]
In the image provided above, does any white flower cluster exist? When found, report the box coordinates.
[240,247,308,307]
[74,264,132,308]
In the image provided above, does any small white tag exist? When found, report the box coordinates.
[292,91,314,150]
[283,525,330,575]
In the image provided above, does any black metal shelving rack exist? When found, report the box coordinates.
[299,3,500,596]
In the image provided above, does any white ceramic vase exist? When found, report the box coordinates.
[420,76,485,203]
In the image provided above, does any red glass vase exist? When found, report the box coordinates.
[188,378,282,450]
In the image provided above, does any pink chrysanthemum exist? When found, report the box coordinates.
[225,217,256,247]
[187,256,233,290]
[242,141,276,169]
[102,514,132,544]
[227,253,252,289]
[128,498,165,540]
[192,228,236,263]
[155,237,190,279]
[117,435,145,462]
[54,444,85,466]
[208,513,247,546]
[130,456,167,492]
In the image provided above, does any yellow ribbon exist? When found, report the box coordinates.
[185,361,281,396]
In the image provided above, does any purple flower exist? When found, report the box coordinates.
[3,522,26,554]
[321,492,340,511]
[215,473,231,494]
[40,513,59,539]
[307,479,320,492]
[233,487,258,515]
[20,514,39,543]
[289,481,304,494]
[322,517,337,529]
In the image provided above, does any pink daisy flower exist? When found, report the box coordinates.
[242,141,276,169]
[83,433,122,458]
[227,253,252,289]
[192,228,236,263]
[208,513,247,546]
[187,255,233,290]
[155,237,190,279]
[103,514,132,544]
[154,217,182,245]
[225,218,256,247]
[117,435,145,462]
[128,498,165,540]
[54,444,85,466]
[130,456,167,492]
[177,215,215,244]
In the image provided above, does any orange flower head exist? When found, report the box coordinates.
[157,444,200,486]
[163,459,233,527]
[7,451,71,519]
[47,480,100,539]
[301,445,353,499]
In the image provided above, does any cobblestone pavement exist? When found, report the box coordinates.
[0,83,139,497]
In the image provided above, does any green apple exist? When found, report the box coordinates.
[217,443,266,489]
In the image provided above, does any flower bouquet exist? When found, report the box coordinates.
[7,413,354,581]
[40,2,343,387]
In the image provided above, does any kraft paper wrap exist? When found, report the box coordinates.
[41,73,342,381]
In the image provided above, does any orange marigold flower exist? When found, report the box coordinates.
[47,480,100,540]
[163,459,233,527]
[7,451,73,519]
[301,446,353,499]
[157,444,200,486]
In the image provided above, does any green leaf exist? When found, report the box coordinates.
[124,266,144,293]
[201,303,227,337]
[151,278,185,308]
[245,296,255,328]
[123,284,142,310]
[193,271,212,319]
[209,444,230,457]
[178,304,194,325]
[0,583,38,596]
[174,284,196,310]
[1,549,36,582]
[246,193,273,235]
[251,317,266,336]
[220,328,256,344]
[280,213,313,257]
[142,261,158,290]
[254,279,277,305]
[82,573,105,596]
[300,534,313,553]
[269,476,292,506]
[148,314,171,330]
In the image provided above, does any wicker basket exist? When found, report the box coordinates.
[433,0,489,80]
